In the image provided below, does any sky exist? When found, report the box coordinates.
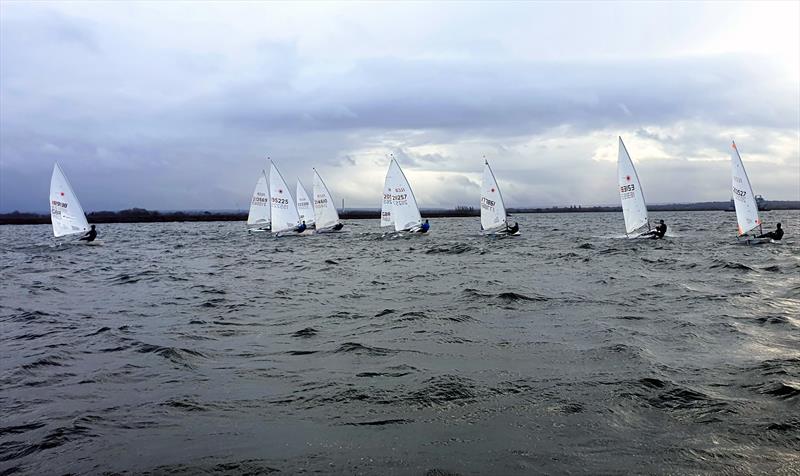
[1,1,798,213]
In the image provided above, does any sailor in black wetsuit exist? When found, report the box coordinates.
[79,225,97,242]
[295,221,307,233]
[757,223,784,241]
[332,222,344,231]
[506,222,519,234]
[641,220,667,239]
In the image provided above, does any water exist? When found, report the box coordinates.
[1,211,799,475]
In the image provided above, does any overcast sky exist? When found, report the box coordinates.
[1,1,798,212]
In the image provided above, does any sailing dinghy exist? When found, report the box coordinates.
[618,137,651,237]
[312,168,344,233]
[246,169,271,232]
[296,180,316,234]
[269,160,304,236]
[382,158,427,233]
[481,159,519,236]
[50,163,92,242]
[730,141,770,245]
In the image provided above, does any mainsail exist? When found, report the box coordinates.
[50,163,89,237]
[312,168,340,230]
[730,141,761,236]
[269,161,301,233]
[481,160,508,232]
[296,180,315,227]
[386,159,422,232]
[617,137,649,234]
[246,169,270,229]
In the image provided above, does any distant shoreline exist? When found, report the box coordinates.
[2,201,798,225]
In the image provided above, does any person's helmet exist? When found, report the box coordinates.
[777,223,782,228]
[660,220,665,224]
[90,225,95,229]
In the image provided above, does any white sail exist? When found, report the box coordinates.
[617,137,649,234]
[380,163,396,227]
[386,159,422,232]
[269,161,301,233]
[296,180,315,226]
[730,141,761,236]
[481,160,508,232]
[50,163,89,237]
[312,168,340,230]
[246,170,270,228]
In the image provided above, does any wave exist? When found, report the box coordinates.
[342,418,412,426]
[291,327,318,338]
[425,243,481,255]
[135,342,207,366]
[334,342,395,356]
[462,288,548,303]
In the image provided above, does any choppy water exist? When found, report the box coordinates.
[1,211,799,475]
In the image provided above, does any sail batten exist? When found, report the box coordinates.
[617,137,649,234]
[730,141,761,236]
[50,163,89,237]
[481,160,508,232]
[246,169,270,228]
[312,169,340,230]
[269,161,301,233]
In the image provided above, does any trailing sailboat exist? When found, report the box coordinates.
[50,163,90,239]
[296,180,316,230]
[382,158,428,233]
[312,168,344,233]
[246,169,271,232]
[481,159,519,236]
[617,137,651,237]
[269,160,304,236]
[730,141,771,245]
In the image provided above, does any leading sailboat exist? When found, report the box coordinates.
[481,159,519,236]
[381,158,427,233]
[617,137,651,237]
[730,141,770,245]
[246,169,271,232]
[50,163,90,239]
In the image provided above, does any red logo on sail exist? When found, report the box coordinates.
[626,175,631,182]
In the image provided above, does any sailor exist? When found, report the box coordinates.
[757,223,784,241]
[641,220,667,239]
[332,222,344,231]
[295,221,307,233]
[419,219,430,233]
[79,224,97,242]
[506,221,519,234]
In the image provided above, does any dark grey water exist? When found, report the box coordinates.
[1,211,799,475]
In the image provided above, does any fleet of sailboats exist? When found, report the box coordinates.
[42,139,787,244]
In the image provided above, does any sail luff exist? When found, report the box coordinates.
[388,159,422,232]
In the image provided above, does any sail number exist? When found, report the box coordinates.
[252,196,269,205]
[733,187,747,197]
[51,200,68,209]
[620,184,635,193]
[481,197,496,209]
